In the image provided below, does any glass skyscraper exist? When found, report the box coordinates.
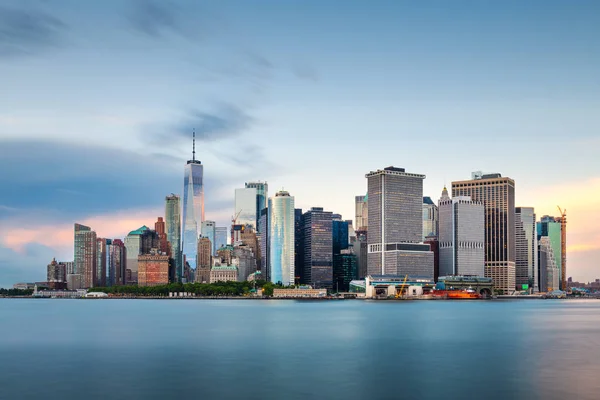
[268,190,295,285]
[201,220,216,255]
[215,227,228,254]
[165,194,182,282]
[245,181,268,231]
[235,187,258,228]
[516,207,538,292]
[182,132,204,270]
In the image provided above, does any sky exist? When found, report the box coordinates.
[1,0,599,287]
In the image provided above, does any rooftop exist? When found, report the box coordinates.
[128,226,150,236]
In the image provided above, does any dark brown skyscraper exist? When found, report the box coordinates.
[74,223,97,289]
[155,217,169,255]
[452,173,515,294]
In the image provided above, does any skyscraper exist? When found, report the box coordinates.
[452,173,516,294]
[438,188,485,277]
[201,220,216,255]
[539,236,559,292]
[259,208,269,279]
[47,258,66,289]
[294,208,304,283]
[108,239,126,286]
[182,130,204,270]
[74,223,97,289]
[537,216,562,291]
[516,207,538,292]
[165,194,182,281]
[422,196,438,240]
[124,226,158,284]
[235,187,258,229]
[196,237,212,283]
[366,167,433,277]
[301,207,333,289]
[215,227,228,254]
[268,190,295,285]
[355,194,368,231]
[96,238,109,287]
[333,248,358,292]
[245,181,268,231]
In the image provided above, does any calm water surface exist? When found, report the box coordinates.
[1,299,599,400]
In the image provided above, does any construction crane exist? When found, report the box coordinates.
[395,275,409,299]
[557,206,567,291]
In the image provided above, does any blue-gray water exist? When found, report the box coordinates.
[1,299,600,400]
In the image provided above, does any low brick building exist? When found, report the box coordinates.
[138,251,170,286]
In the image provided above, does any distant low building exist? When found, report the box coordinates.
[210,265,238,283]
[13,283,36,290]
[273,287,327,298]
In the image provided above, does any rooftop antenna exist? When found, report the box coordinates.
[192,128,196,161]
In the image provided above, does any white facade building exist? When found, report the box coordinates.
[438,188,485,277]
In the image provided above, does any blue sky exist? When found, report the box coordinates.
[1,0,599,287]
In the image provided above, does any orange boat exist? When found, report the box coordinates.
[432,288,481,299]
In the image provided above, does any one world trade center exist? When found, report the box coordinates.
[182,130,204,273]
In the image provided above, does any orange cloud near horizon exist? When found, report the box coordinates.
[2,208,161,254]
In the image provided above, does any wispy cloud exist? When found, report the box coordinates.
[0,5,67,57]
[150,103,255,144]
[126,0,214,40]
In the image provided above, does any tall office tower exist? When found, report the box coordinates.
[108,239,126,286]
[555,211,567,290]
[294,208,304,283]
[47,258,67,289]
[355,194,368,230]
[333,248,358,292]
[195,237,212,283]
[301,207,333,289]
[155,217,169,255]
[74,223,97,288]
[366,167,434,277]
[268,190,295,285]
[182,130,204,270]
[424,236,439,281]
[353,230,368,279]
[235,187,258,229]
[245,181,268,231]
[124,226,158,284]
[515,207,538,292]
[215,227,228,253]
[438,188,485,277]
[333,217,349,255]
[201,221,216,255]
[259,208,269,279]
[422,197,438,240]
[537,216,562,291]
[234,246,257,281]
[239,226,261,268]
[539,236,559,292]
[452,173,516,294]
[165,194,182,282]
[95,238,108,287]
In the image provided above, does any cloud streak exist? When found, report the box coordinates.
[149,103,255,145]
[0,5,66,57]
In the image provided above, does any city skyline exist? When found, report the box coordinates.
[1,0,599,287]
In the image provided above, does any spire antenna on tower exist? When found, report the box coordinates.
[192,128,196,161]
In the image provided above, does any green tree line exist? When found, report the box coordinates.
[0,288,34,297]
[88,280,287,297]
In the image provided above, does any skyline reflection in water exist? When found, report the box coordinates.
[1,299,599,400]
